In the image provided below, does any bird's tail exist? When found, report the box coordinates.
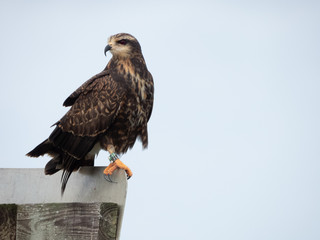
[60,156,78,195]
[27,140,76,195]
[44,154,79,195]
[27,139,94,195]
[59,157,94,195]
[44,156,62,175]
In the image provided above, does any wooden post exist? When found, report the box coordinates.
[0,167,127,240]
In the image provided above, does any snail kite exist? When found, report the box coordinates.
[27,33,154,194]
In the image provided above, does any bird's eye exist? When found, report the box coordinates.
[118,39,128,45]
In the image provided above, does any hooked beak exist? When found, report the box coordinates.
[104,45,112,56]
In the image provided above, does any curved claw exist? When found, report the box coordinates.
[103,174,112,182]
[104,174,117,183]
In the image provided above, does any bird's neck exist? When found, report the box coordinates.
[106,56,147,78]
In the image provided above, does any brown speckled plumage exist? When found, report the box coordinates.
[27,33,154,194]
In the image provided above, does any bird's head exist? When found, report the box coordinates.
[104,33,142,58]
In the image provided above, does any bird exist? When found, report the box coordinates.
[26,33,154,194]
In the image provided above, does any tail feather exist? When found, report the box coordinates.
[27,140,82,195]
[60,156,80,195]
[61,169,73,195]
[45,154,92,195]
[44,156,62,175]
[27,126,97,195]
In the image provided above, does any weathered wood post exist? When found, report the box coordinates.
[0,167,127,240]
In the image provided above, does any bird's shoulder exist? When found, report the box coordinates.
[63,70,125,107]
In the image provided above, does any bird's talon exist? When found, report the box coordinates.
[104,174,111,182]
[104,173,117,183]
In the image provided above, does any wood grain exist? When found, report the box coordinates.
[99,203,119,239]
[0,204,17,240]
[16,202,119,240]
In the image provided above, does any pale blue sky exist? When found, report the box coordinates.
[1,1,320,239]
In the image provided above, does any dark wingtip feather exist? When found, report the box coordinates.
[26,139,52,157]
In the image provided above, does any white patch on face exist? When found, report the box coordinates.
[108,35,135,58]
[110,45,131,58]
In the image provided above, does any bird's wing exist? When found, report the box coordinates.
[49,70,126,159]
[146,72,154,122]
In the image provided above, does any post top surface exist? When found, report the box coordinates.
[0,167,127,205]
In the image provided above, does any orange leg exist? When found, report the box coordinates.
[103,162,116,175]
[104,159,133,179]
[103,149,133,180]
